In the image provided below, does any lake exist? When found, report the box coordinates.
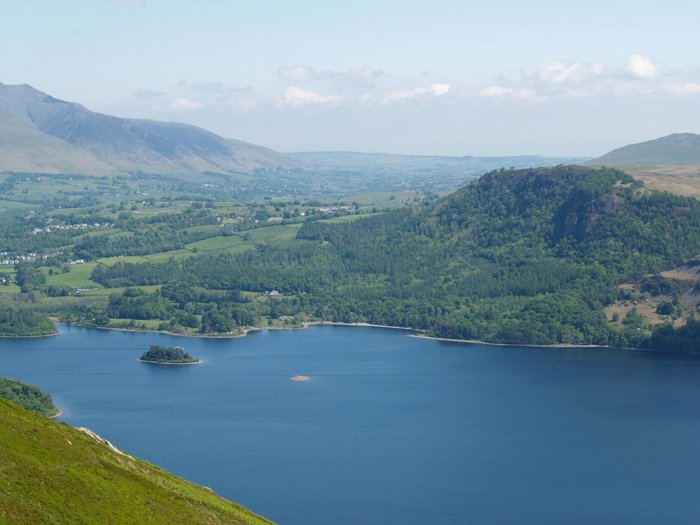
[2,324,700,524]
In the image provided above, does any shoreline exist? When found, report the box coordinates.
[56,320,688,355]
[409,334,609,350]
[0,331,59,339]
[65,320,423,340]
[312,321,421,332]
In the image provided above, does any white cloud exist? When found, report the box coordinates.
[477,55,679,103]
[277,86,344,107]
[478,86,513,97]
[666,83,700,95]
[278,66,314,83]
[383,83,451,103]
[170,98,202,111]
[343,68,384,85]
[477,86,539,100]
[625,54,659,79]
[539,61,605,84]
[277,66,384,87]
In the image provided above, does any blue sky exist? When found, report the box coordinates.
[2,0,699,155]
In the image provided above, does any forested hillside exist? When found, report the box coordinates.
[89,166,700,351]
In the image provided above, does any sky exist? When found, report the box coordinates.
[1,0,699,156]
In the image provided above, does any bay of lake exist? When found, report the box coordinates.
[2,324,700,524]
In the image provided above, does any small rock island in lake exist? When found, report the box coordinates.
[139,345,200,365]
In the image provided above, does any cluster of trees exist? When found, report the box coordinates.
[0,305,56,336]
[644,319,700,353]
[15,264,47,293]
[0,377,58,417]
[139,345,198,364]
[107,288,175,320]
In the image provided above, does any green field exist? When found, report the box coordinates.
[81,285,162,297]
[36,223,308,302]
[320,212,382,223]
[45,263,99,288]
[0,199,33,210]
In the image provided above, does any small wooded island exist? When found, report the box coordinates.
[139,345,200,365]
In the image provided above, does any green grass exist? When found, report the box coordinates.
[108,318,170,329]
[98,255,152,266]
[148,224,304,261]
[81,285,162,297]
[186,233,251,253]
[45,263,99,289]
[144,249,194,262]
[247,223,302,242]
[320,212,383,223]
[0,199,33,210]
[0,284,21,295]
[0,399,272,524]
[345,190,425,208]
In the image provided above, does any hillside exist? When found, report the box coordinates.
[0,398,271,524]
[590,133,700,165]
[87,165,700,350]
[0,83,303,176]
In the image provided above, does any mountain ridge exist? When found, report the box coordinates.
[590,132,700,165]
[0,82,305,176]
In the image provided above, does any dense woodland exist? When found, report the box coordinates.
[87,166,700,352]
[0,305,57,337]
[0,377,58,417]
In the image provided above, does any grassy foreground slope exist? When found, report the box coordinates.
[0,399,271,525]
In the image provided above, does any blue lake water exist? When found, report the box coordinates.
[2,324,700,524]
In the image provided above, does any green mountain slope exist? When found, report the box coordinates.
[590,133,700,165]
[0,83,304,176]
[0,399,271,524]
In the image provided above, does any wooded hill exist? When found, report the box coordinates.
[90,165,700,351]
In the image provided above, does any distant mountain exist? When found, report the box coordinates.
[0,83,304,176]
[590,133,700,165]
[290,151,589,193]
[292,151,586,169]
